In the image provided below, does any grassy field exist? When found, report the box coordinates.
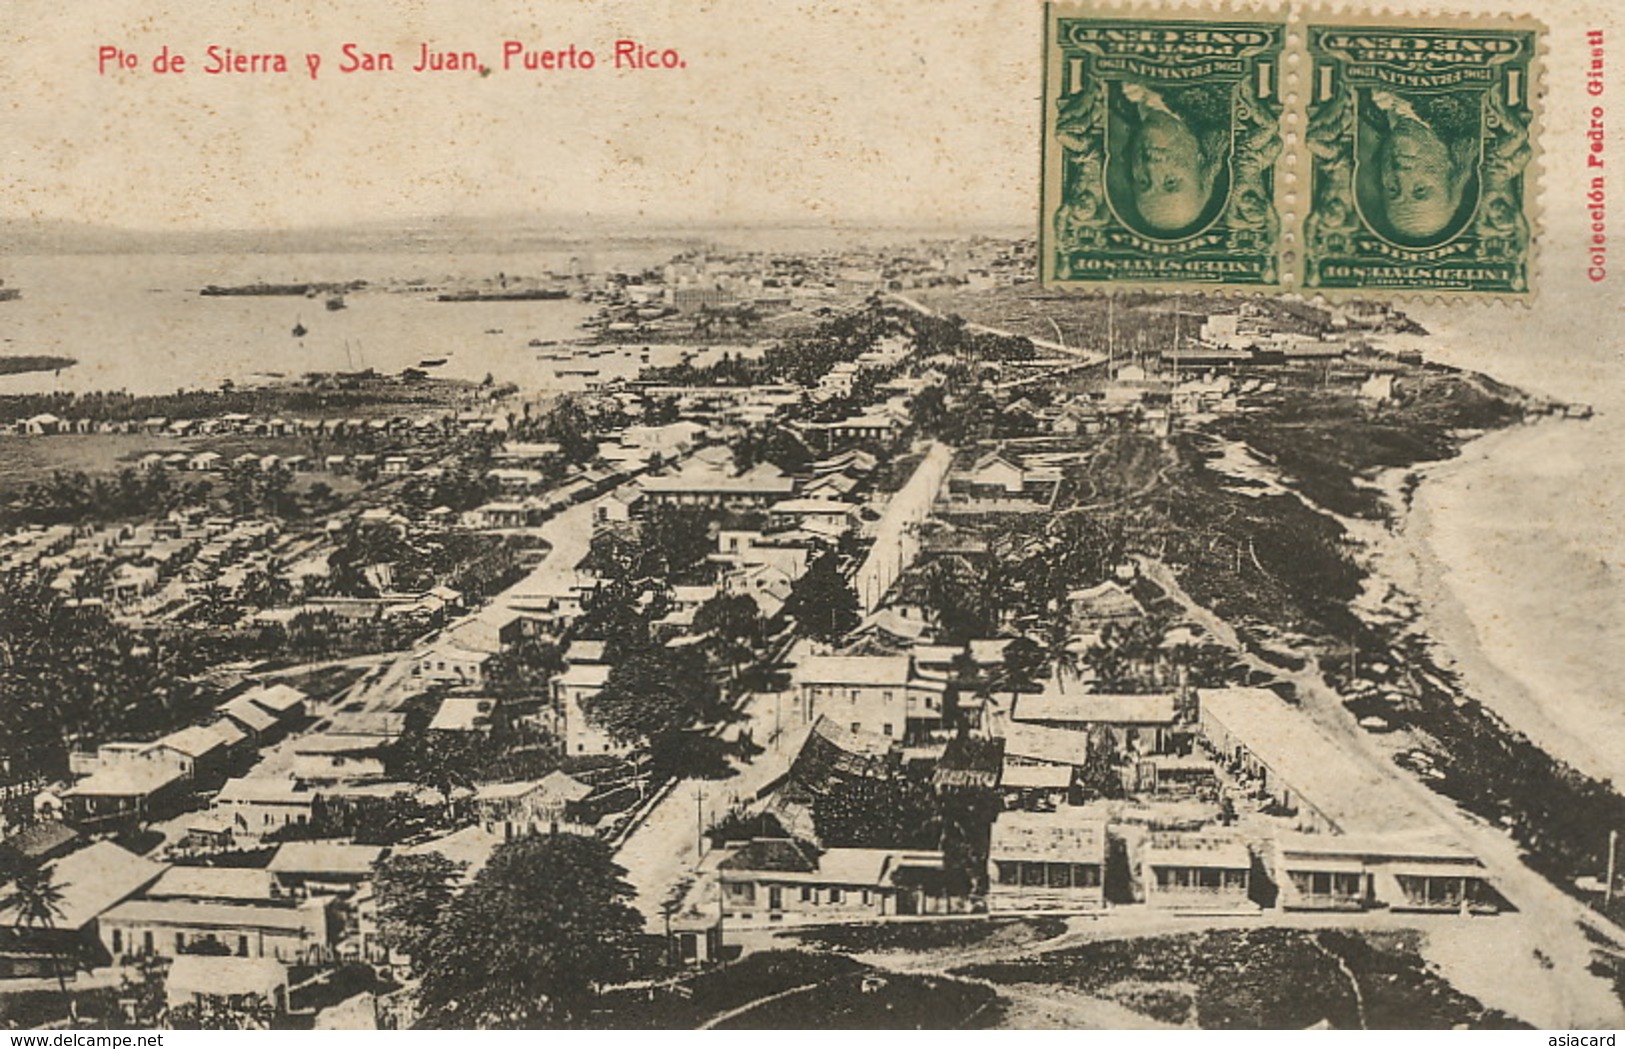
[790,916,1067,955]
[957,927,1526,1029]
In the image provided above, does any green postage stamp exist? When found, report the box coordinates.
[1042,10,1288,288]
[1304,24,1539,294]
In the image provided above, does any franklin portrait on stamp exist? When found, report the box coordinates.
[1043,11,1286,289]
[1361,88,1482,244]
[1304,22,1539,293]
[1109,81,1233,238]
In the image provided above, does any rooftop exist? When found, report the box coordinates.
[42,841,167,929]
[1198,688,1439,836]
[145,866,278,903]
[64,763,186,798]
[798,654,913,687]
[101,898,322,934]
[267,842,383,877]
[989,811,1107,865]
[1143,833,1253,870]
[1014,689,1178,726]
[475,770,592,805]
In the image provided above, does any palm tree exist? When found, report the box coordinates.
[2,866,74,1010]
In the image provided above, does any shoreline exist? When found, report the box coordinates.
[1379,417,1623,788]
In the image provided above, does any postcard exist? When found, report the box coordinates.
[0,0,1620,1033]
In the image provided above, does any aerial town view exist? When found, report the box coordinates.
[1,0,1621,1035]
[0,232,1618,1030]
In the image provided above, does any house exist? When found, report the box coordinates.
[795,654,947,742]
[722,562,798,619]
[768,499,857,535]
[0,841,166,977]
[189,451,222,472]
[248,683,309,722]
[62,762,189,828]
[267,842,384,893]
[986,812,1107,911]
[553,663,628,757]
[473,501,532,530]
[488,468,548,495]
[475,771,594,840]
[155,722,245,788]
[289,735,389,785]
[1067,581,1143,628]
[999,720,1091,769]
[212,777,318,839]
[712,838,951,924]
[951,451,1061,502]
[1140,832,1256,911]
[1197,688,1436,836]
[1011,682,1181,754]
[493,441,562,467]
[0,821,82,871]
[218,694,284,743]
[412,638,498,688]
[638,462,796,511]
[1272,833,1500,914]
[105,563,160,605]
[796,411,901,452]
[100,897,330,963]
[145,866,280,906]
[166,954,289,1016]
[595,485,645,524]
[324,713,407,750]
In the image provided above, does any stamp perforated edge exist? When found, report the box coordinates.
[1293,5,1548,305]
[1038,0,1298,297]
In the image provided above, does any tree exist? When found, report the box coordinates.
[1000,636,1046,694]
[693,592,762,679]
[416,835,643,1028]
[1078,727,1126,801]
[579,643,729,773]
[786,552,859,644]
[810,774,940,851]
[2,866,71,1006]
[373,851,465,971]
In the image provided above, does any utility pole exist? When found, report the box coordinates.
[1607,830,1619,909]
[695,786,706,858]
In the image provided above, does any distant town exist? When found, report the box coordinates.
[0,234,1617,1030]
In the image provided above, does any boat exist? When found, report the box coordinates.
[435,288,570,302]
[292,318,308,338]
[326,295,346,311]
[417,358,447,368]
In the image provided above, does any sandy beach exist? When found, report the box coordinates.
[1385,415,1625,787]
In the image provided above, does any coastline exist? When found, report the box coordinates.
[1382,416,1625,788]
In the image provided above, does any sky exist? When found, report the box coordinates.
[0,0,1034,232]
[0,0,1620,243]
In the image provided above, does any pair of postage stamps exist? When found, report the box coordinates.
[1041,7,1540,295]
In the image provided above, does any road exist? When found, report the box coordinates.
[616,685,810,925]
[886,292,1106,365]
[1138,554,1625,1026]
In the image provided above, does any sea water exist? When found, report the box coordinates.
[1395,305,1625,785]
[0,251,656,397]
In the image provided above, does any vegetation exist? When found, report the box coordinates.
[372,852,465,970]
[0,574,210,778]
[786,551,860,643]
[959,927,1525,1029]
[1,866,71,1008]
[416,835,644,1028]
